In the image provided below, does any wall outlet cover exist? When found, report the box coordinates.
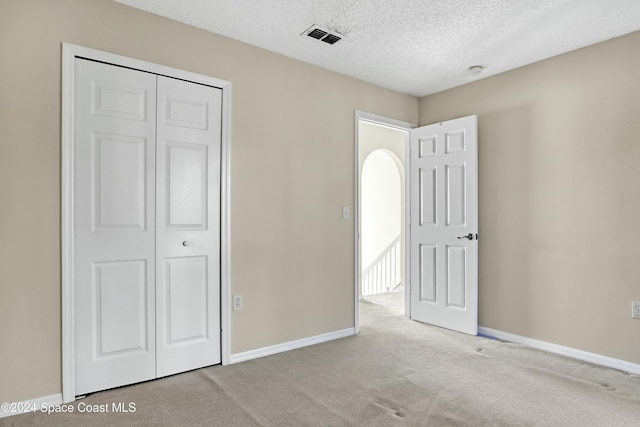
[632,301,640,319]
[342,206,350,220]
[233,295,243,311]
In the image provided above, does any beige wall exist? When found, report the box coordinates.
[0,0,417,403]
[419,31,640,364]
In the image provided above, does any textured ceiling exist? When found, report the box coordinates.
[114,0,640,97]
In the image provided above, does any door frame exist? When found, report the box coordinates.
[354,111,414,333]
[61,43,232,403]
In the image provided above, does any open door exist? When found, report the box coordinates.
[409,115,478,335]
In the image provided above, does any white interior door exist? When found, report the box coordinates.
[409,115,478,335]
[74,59,157,394]
[156,76,222,377]
[74,59,221,395]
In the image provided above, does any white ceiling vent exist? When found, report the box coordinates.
[301,25,343,45]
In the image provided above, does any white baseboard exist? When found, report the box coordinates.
[478,326,640,375]
[229,327,356,364]
[0,393,63,419]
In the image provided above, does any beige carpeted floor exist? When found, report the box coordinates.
[3,290,640,426]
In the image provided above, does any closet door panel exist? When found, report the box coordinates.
[74,59,157,395]
[156,76,222,377]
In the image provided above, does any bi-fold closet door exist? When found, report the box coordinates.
[74,58,221,395]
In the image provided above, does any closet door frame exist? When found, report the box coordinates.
[61,43,232,404]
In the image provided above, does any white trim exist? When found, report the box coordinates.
[403,129,411,319]
[354,111,415,332]
[479,326,640,375]
[228,328,356,364]
[220,75,232,366]
[355,111,415,131]
[61,43,232,403]
[354,113,360,334]
[61,43,75,404]
[0,394,63,419]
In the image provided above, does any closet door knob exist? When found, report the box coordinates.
[182,241,192,247]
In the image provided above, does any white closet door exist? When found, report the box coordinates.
[155,76,222,377]
[74,59,157,395]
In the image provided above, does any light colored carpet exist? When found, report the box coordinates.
[3,291,640,426]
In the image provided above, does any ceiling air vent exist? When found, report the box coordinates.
[301,25,344,45]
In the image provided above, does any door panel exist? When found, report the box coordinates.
[163,94,209,129]
[445,164,466,226]
[419,168,436,226]
[92,133,147,230]
[164,257,208,343]
[166,142,208,228]
[419,244,437,302]
[410,116,478,335]
[93,260,148,355]
[446,245,466,308]
[92,81,147,121]
[156,76,222,377]
[74,59,157,395]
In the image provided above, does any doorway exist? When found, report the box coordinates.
[361,149,402,297]
[355,112,413,329]
[355,112,479,336]
[61,44,232,403]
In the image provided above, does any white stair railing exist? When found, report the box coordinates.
[362,235,401,296]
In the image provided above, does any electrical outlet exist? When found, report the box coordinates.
[233,295,243,311]
[632,301,640,319]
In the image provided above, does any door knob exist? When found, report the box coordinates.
[457,233,473,240]
[182,240,192,247]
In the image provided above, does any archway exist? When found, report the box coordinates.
[361,150,403,296]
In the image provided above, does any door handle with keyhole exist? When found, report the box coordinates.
[457,233,473,240]
[182,241,192,247]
